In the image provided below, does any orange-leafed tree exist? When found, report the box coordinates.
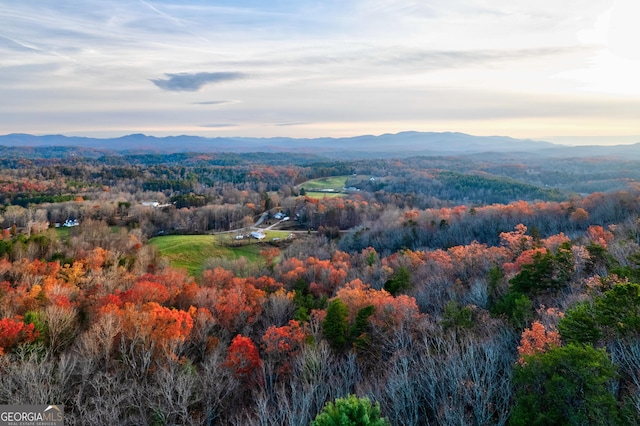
[213,281,266,334]
[447,241,508,281]
[108,301,194,360]
[336,279,422,328]
[201,267,237,289]
[276,256,349,297]
[569,207,589,224]
[503,248,548,277]
[58,261,86,287]
[541,233,570,253]
[85,247,109,271]
[277,257,306,287]
[500,224,534,257]
[333,279,422,355]
[586,225,614,248]
[517,320,561,364]
[259,248,280,272]
[334,279,378,322]
[137,268,194,304]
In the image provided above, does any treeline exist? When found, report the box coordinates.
[338,191,640,254]
[3,152,640,243]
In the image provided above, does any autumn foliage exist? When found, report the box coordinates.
[0,317,37,355]
[517,321,561,364]
[101,301,193,359]
[223,334,262,379]
[261,319,306,374]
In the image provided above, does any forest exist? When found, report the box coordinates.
[2,146,640,424]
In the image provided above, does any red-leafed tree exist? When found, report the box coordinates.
[261,319,306,374]
[245,275,283,293]
[120,280,170,305]
[223,334,262,380]
[0,317,37,355]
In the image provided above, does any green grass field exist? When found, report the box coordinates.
[54,227,72,240]
[149,231,291,276]
[54,225,121,241]
[299,176,349,191]
[298,176,349,198]
[306,192,346,199]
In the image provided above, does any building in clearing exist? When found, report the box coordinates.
[250,231,266,240]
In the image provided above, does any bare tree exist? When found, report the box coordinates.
[419,328,516,426]
[44,304,78,354]
[610,339,640,413]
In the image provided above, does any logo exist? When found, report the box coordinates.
[0,405,64,426]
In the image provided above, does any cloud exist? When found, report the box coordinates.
[0,33,43,52]
[150,72,245,92]
[200,123,236,128]
[193,100,237,105]
[275,122,309,126]
[371,45,590,71]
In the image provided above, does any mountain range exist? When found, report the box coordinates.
[1,132,639,159]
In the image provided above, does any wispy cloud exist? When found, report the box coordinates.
[275,122,309,127]
[150,72,246,91]
[200,123,236,128]
[193,100,237,105]
[373,45,590,69]
[0,33,43,52]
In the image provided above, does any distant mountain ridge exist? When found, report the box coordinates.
[1,132,639,159]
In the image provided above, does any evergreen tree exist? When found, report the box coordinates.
[311,394,390,426]
[511,344,619,426]
[323,299,349,350]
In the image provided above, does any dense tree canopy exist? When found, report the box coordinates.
[1,148,640,423]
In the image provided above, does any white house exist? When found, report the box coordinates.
[63,219,79,227]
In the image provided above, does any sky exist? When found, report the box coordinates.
[1,0,640,145]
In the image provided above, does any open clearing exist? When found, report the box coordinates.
[298,175,349,198]
[149,231,291,276]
